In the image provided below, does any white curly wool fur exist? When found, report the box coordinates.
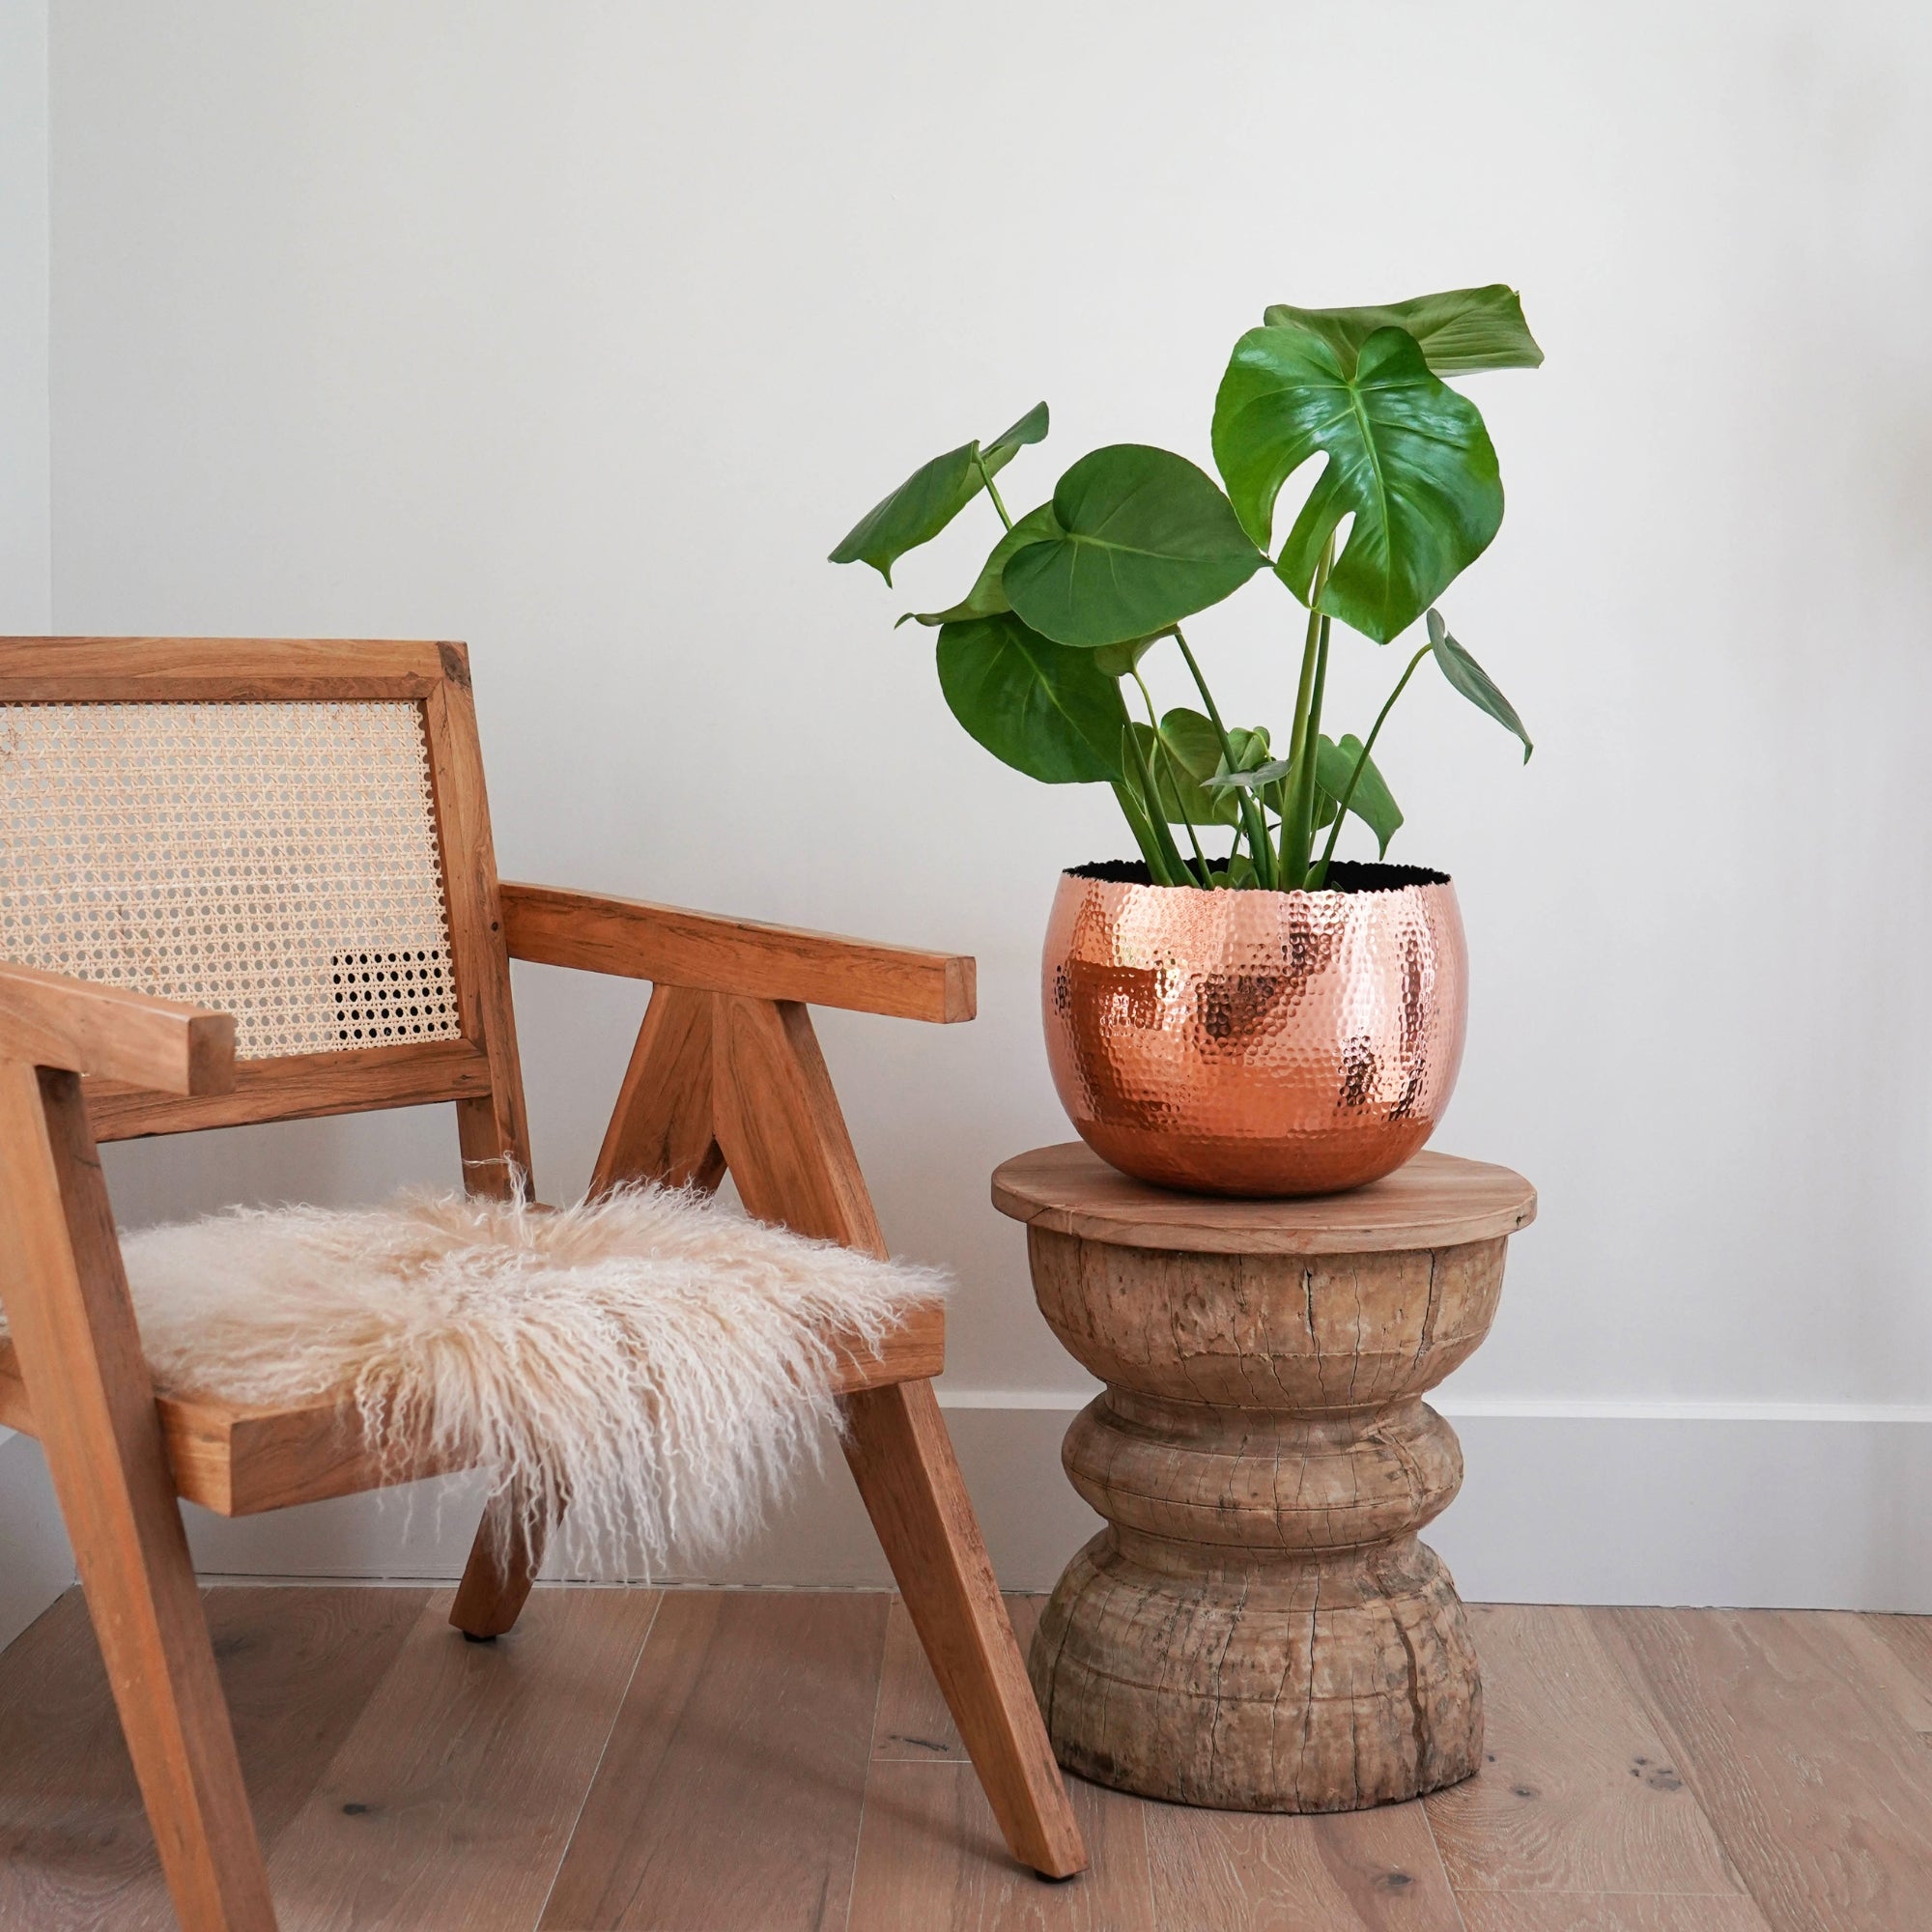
[85,1185,945,1574]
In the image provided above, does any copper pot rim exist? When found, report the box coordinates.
[1063,858,1453,900]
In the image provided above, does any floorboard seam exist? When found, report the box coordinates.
[841,1590,896,1932]
[1419,1791,1473,1932]
[530,1588,664,1932]
[1131,1776,1157,1931]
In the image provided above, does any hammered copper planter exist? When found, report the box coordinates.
[1042,861,1467,1197]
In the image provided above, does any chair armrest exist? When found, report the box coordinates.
[499,882,976,1023]
[0,961,237,1094]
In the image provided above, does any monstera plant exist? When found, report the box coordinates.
[831,286,1541,891]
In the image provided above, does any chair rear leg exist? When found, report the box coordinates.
[842,1378,1088,1880]
[450,1481,564,1639]
[0,1065,276,1930]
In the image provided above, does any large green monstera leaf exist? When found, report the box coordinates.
[1212,325,1502,644]
[1262,285,1542,377]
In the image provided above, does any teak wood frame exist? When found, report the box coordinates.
[0,639,1085,1932]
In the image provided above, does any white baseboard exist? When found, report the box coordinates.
[1434,1402,1932,1611]
[175,1396,1932,1613]
[0,1429,75,1648]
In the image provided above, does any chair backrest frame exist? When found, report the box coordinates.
[0,638,530,1196]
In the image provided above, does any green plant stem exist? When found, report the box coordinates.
[1285,583,1325,779]
[1280,614,1331,886]
[1179,802,1213,884]
[1277,538,1336,889]
[1173,624,1274,889]
[1129,667,1162,730]
[975,454,1014,531]
[1310,639,1434,887]
[1130,668,1213,884]
[1121,724,1191,885]
[1112,780,1174,882]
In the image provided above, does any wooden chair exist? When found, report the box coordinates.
[0,638,1085,1930]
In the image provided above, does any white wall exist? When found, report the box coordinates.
[0,2,48,626]
[0,0,74,1649]
[28,1,1932,1604]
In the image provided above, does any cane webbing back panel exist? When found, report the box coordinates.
[0,639,529,1162]
[0,700,460,1060]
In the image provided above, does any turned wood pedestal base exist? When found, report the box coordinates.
[993,1144,1537,1815]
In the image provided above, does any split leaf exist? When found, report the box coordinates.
[1212,326,1503,643]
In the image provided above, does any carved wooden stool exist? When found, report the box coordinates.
[993,1143,1536,1813]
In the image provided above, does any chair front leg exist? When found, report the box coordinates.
[841,1378,1087,1879]
[710,995,1087,1880]
[0,1064,276,1931]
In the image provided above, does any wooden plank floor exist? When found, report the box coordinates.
[2,1589,1930,1930]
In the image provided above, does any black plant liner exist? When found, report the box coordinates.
[1066,858,1450,895]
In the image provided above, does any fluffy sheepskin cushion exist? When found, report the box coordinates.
[68,1185,942,1574]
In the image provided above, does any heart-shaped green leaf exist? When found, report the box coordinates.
[831,441,980,585]
[935,612,1127,784]
[1157,707,1224,785]
[832,404,1044,585]
[1212,326,1503,643]
[900,501,1062,628]
[1428,610,1533,761]
[1003,444,1267,648]
[1314,733,1404,855]
[1262,286,1543,376]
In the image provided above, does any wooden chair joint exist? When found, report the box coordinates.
[0,961,236,1095]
